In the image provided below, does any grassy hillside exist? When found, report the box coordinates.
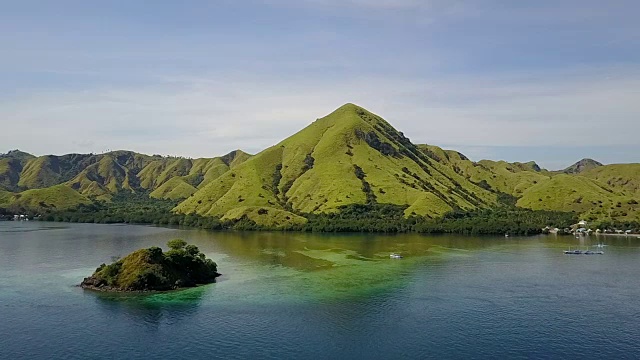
[516,174,640,222]
[418,144,549,197]
[150,177,198,200]
[18,154,98,189]
[175,103,497,226]
[9,184,91,212]
[0,158,25,191]
[581,164,640,195]
[517,174,616,213]
[415,147,640,223]
[65,155,136,200]
[0,147,252,209]
[138,157,193,190]
[461,160,549,197]
[142,150,252,200]
[221,206,308,229]
[417,144,468,164]
[138,151,250,191]
[0,189,12,207]
[0,150,35,191]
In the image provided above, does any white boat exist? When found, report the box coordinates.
[390,253,403,259]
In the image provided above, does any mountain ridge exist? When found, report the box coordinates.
[1,103,638,226]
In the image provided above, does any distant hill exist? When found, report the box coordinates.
[0,149,251,211]
[581,164,640,195]
[143,150,251,200]
[416,144,549,197]
[562,158,603,174]
[1,104,639,226]
[9,184,91,212]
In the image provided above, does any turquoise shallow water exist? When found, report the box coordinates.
[1,221,640,359]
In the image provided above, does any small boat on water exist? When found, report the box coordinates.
[390,253,403,259]
[584,250,604,255]
[564,249,583,255]
[564,247,603,255]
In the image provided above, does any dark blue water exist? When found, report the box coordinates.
[1,222,639,359]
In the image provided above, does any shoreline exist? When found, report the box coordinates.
[79,279,219,294]
[594,233,640,238]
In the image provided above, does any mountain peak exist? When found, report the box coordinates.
[336,102,362,111]
[0,149,35,161]
[220,149,252,167]
[563,158,603,174]
[514,161,542,172]
[327,103,373,119]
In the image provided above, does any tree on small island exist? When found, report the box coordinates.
[81,239,220,292]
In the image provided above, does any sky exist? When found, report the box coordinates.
[1,0,638,170]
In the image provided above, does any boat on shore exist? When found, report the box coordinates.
[390,253,403,259]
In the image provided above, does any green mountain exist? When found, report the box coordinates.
[175,104,497,225]
[2,104,639,227]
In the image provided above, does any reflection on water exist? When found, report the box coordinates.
[87,286,210,326]
[90,284,210,308]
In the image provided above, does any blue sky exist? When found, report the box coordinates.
[1,0,638,169]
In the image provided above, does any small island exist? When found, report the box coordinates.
[81,239,220,292]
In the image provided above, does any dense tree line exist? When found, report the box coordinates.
[412,208,576,235]
[22,192,578,235]
[36,192,224,230]
[221,204,576,235]
[296,204,576,235]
